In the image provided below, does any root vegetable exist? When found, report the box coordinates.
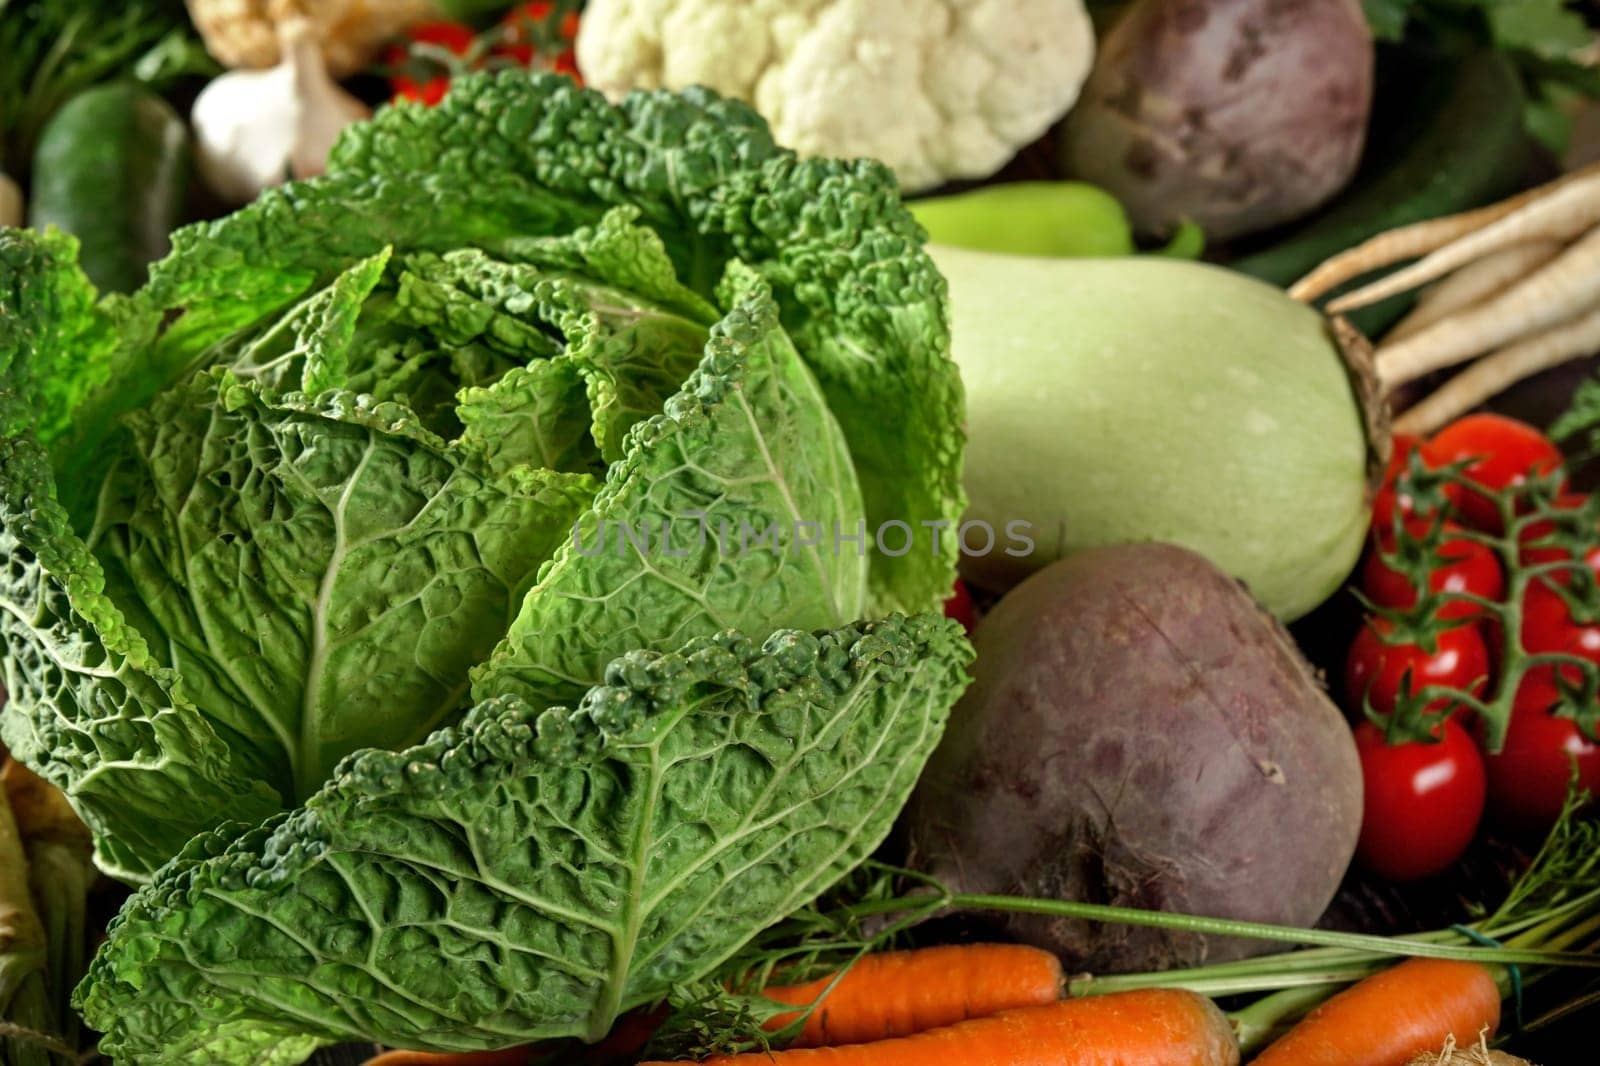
[1289,163,1600,303]
[1386,241,1567,343]
[761,945,1063,1047]
[1394,304,1600,435]
[906,543,1363,972]
[642,990,1240,1066]
[1378,225,1600,389]
[1330,167,1600,314]
[1061,0,1373,241]
[1251,958,1501,1066]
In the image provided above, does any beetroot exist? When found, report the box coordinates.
[906,543,1363,971]
[1061,0,1373,241]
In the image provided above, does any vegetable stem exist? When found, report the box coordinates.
[1228,982,1344,1055]
[829,893,1600,968]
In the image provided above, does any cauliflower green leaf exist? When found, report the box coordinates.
[77,613,971,1063]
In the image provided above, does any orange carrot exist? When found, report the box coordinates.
[760,944,1062,1046]
[1251,958,1502,1066]
[640,989,1239,1066]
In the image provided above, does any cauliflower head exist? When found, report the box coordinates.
[576,0,1096,193]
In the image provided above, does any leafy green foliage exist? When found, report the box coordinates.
[0,0,209,178]
[0,430,284,882]
[0,76,966,1060]
[75,614,971,1062]
[1365,0,1591,53]
[1362,0,1596,152]
[0,74,961,887]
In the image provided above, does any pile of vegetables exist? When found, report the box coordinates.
[3,1,1600,1065]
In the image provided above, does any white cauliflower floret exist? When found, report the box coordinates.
[577,0,1095,193]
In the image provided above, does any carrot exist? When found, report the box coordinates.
[1250,958,1502,1066]
[639,989,1240,1066]
[760,944,1062,1047]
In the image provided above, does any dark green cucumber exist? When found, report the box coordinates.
[27,82,192,294]
[1231,48,1529,333]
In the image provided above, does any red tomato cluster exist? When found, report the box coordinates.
[386,3,581,107]
[1346,414,1600,881]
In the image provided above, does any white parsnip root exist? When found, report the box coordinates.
[1330,168,1600,313]
[1293,161,1600,435]
[1386,241,1566,343]
[1290,162,1600,303]
[1379,226,1600,388]
[1394,305,1600,436]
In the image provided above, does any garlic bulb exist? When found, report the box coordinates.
[191,20,370,205]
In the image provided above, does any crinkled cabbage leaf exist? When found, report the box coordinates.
[0,73,963,884]
[77,614,971,1063]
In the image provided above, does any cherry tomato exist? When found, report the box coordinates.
[944,579,977,634]
[1519,577,1600,686]
[496,2,582,80]
[1371,433,1428,533]
[1421,415,1563,533]
[1362,519,1503,621]
[1483,673,1600,833]
[1344,617,1491,720]
[387,21,478,105]
[1518,491,1600,586]
[1354,717,1486,881]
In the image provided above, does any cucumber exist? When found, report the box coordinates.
[1230,48,1528,333]
[28,82,192,294]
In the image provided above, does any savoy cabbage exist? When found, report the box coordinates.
[0,73,970,1061]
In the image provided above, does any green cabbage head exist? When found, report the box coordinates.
[0,74,970,1062]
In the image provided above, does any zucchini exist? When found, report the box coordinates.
[27,82,192,294]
